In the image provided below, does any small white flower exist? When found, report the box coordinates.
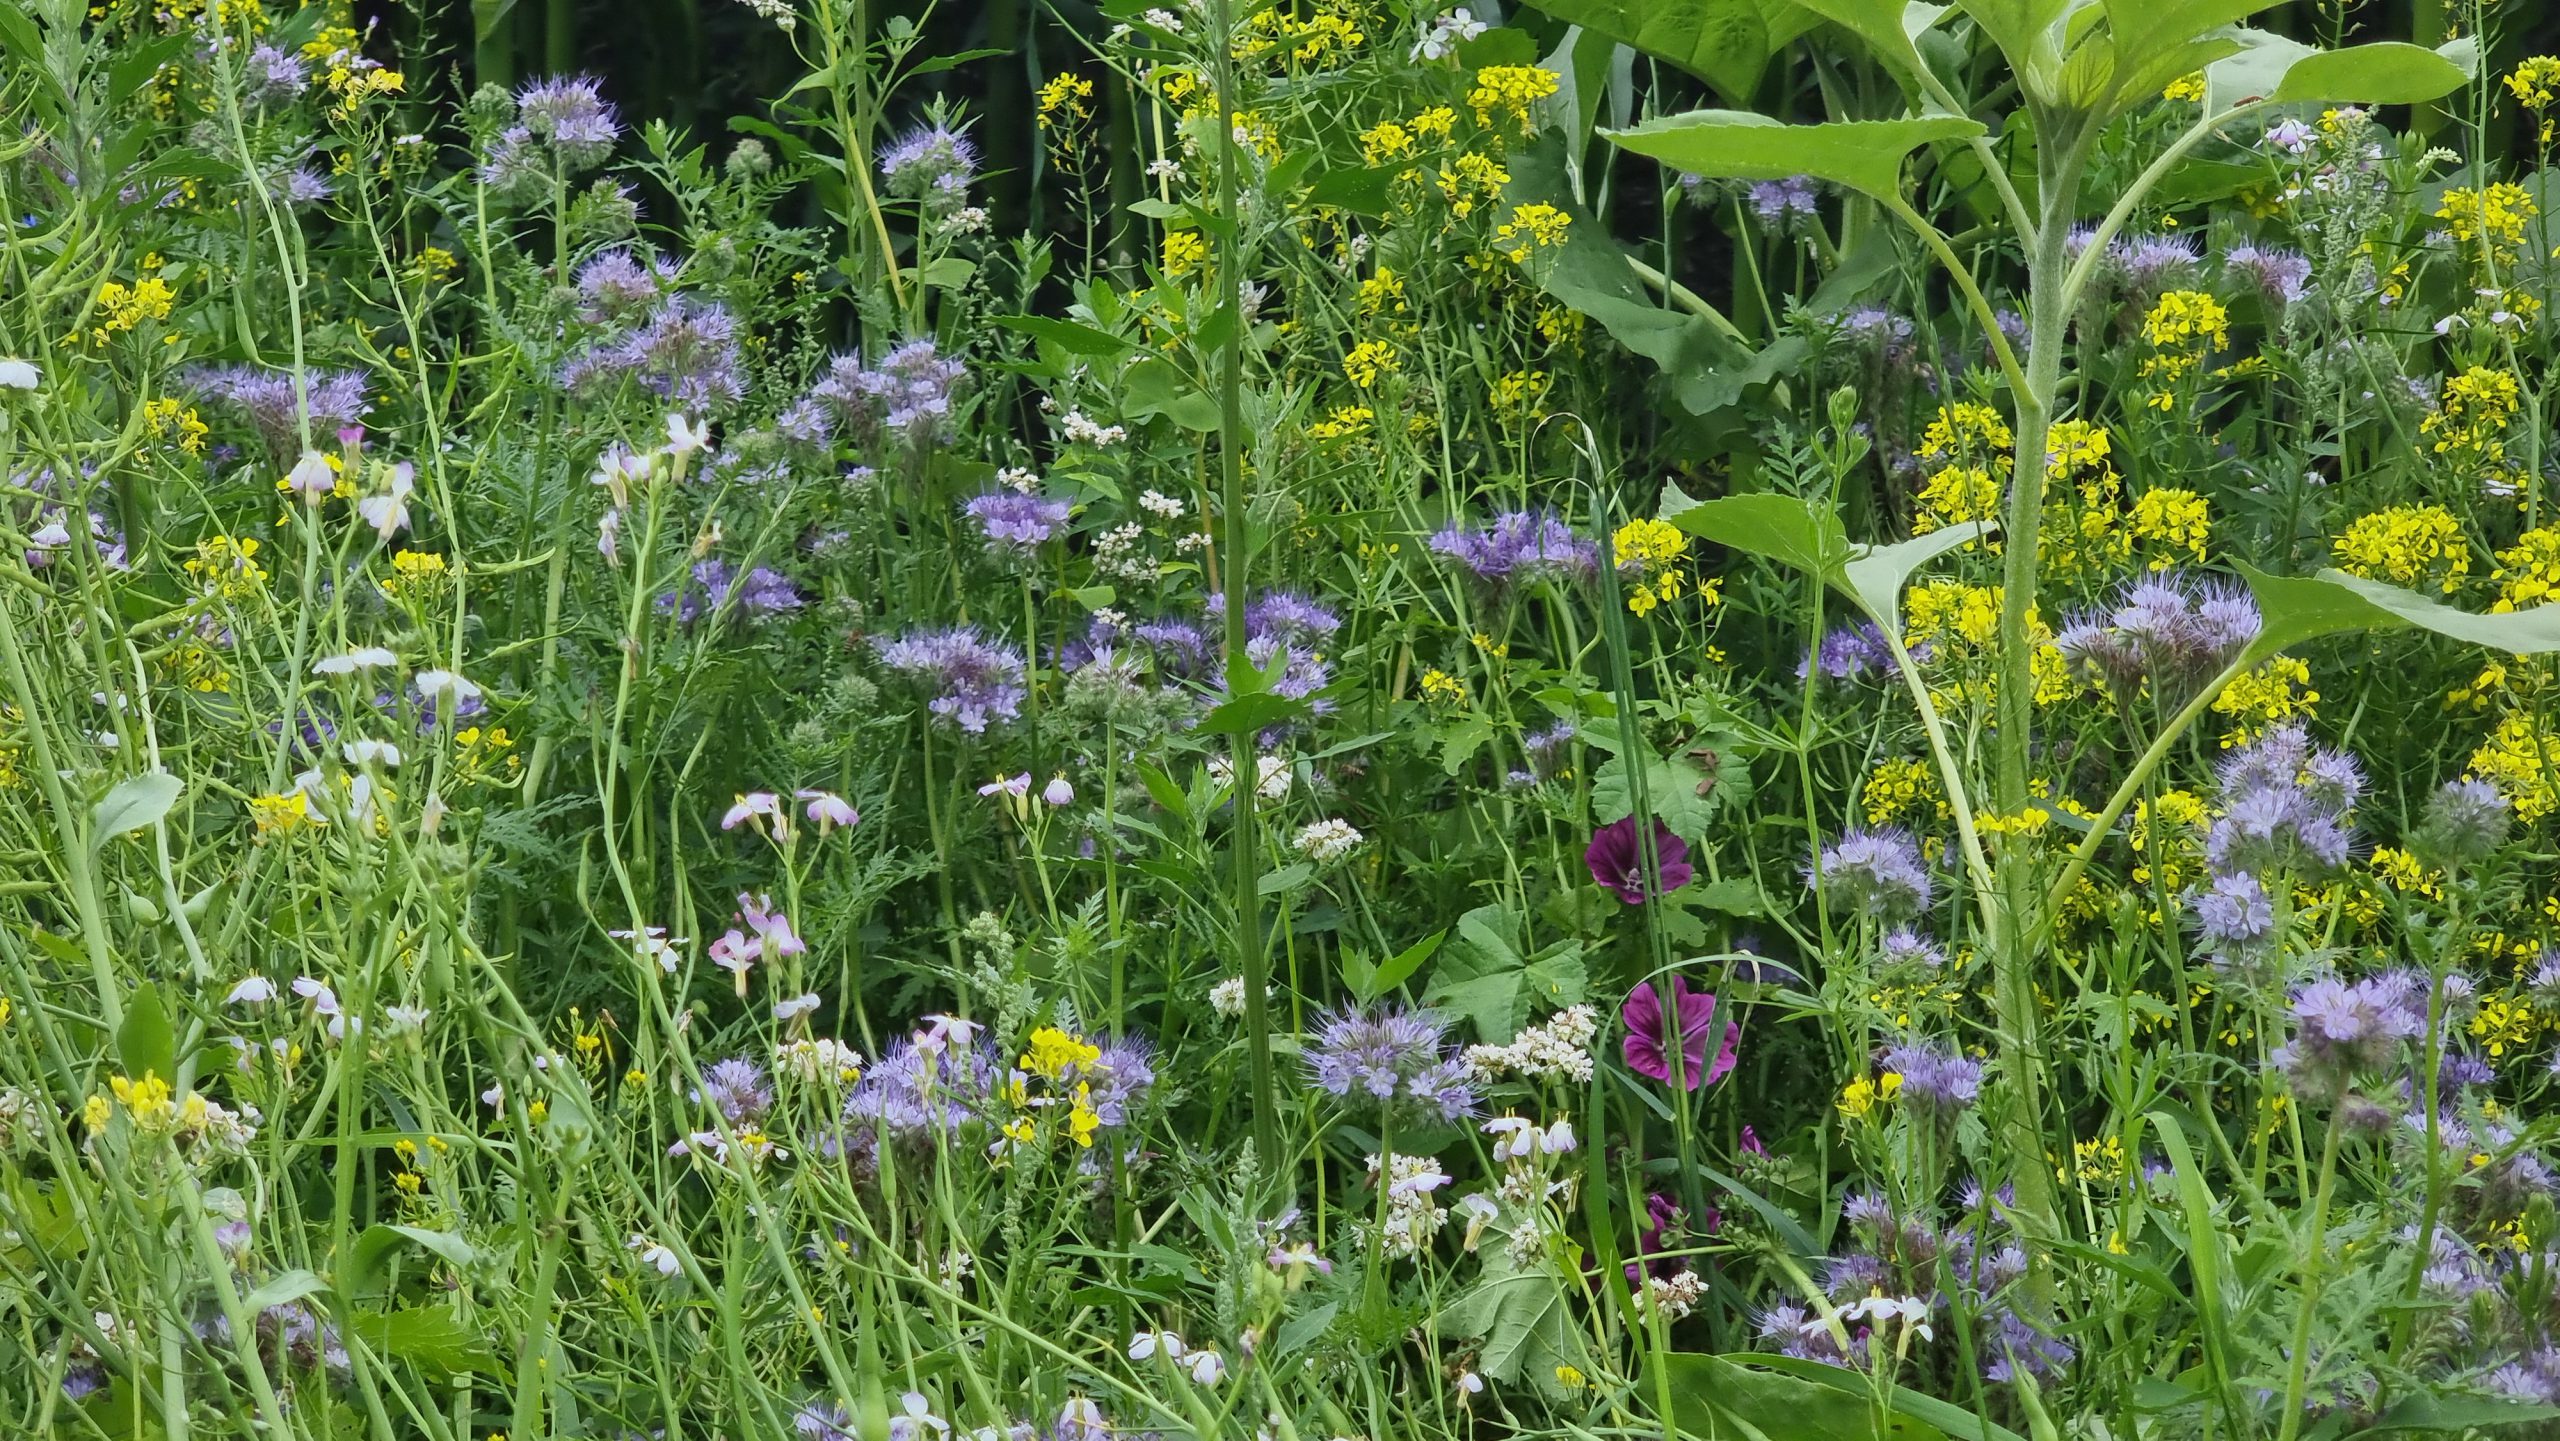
[1183,1349,1226,1385]
[1042,773,1075,807]
[225,977,279,1006]
[413,670,482,707]
[314,646,399,676]
[383,1005,430,1032]
[665,413,712,456]
[356,461,416,539]
[288,449,337,503]
[0,358,38,390]
[291,976,341,1015]
[891,1392,950,1441]
[344,739,403,768]
[1293,818,1363,863]
[773,992,822,1021]
[628,1234,682,1277]
[1129,1329,1188,1361]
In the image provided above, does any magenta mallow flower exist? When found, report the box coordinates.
[1586,817,1693,905]
[1620,975,1738,1091]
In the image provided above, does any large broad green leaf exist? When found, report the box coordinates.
[1663,491,1992,630]
[1421,905,1587,1042]
[2207,32,2473,111]
[1783,0,1946,86]
[116,984,176,1084]
[1602,110,1985,202]
[2098,0,2283,89]
[1592,744,1727,836]
[1438,1259,1578,1395]
[1520,0,1774,102]
[1949,0,2073,101]
[2238,564,2560,663]
[1656,1352,1957,1439]
[353,1305,501,1376]
[2273,39,2471,103]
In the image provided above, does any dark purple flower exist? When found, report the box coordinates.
[1587,818,1692,904]
[1619,975,1738,1091]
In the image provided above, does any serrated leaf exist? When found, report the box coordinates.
[91,771,182,846]
[1421,906,1587,1041]
[1438,1261,1578,1394]
[1603,110,1985,201]
[1591,747,1726,837]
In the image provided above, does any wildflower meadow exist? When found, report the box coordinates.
[25,0,2560,1436]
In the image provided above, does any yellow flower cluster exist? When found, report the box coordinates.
[2508,56,2560,109]
[84,273,177,345]
[1467,65,1559,131]
[1005,1027,1106,1150]
[1162,229,1206,278]
[382,548,452,603]
[2470,714,2560,822]
[2127,488,2210,566]
[1861,757,1941,826]
[2135,291,2228,409]
[185,535,269,599]
[1913,402,2015,537]
[1436,151,1509,217]
[1236,3,1366,69]
[2040,421,2133,578]
[1341,339,1399,389]
[2332,505,2470,593]
[324,64,404,123]
[2211,657,2318,747]
[2423,366,2523,472]
[1490,369,1548,420]
[2491,526,2560,611]
[1357,267,1407,315]
[249,790,317,837]
[144,396,209,454]
[2435,183,2536,265]
[2471,994,2541,1060]
[1361,120,1415,164]
[2369,846,2444,900]
[1838,1071,1901,1119]
[1307,404,1373,441]
[1419,668,1467,705]
[1494,203,1571,264]
[1038,73,1095,156]
[1613,518,1706,617]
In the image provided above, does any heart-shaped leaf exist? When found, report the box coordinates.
[1665,491,1991,630]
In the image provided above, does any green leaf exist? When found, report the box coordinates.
[1303,164,1401,217]
[990,314,1134,358]
[1437,1261,1578,1394]
[2238,564,2560,663]
[1603,110,1985,202]
[91,771,182,846]
[1947,0,2073,101]
[1519,0,1773,102]
[1437,713,1498,776]
[1421,905,1587,1041]
[344,1224,476,1297]
[116,984,175,1083]
[1655,1352,1956,1439]
[240,1269,328,1313]
[1591,746,1726,837]
[1366,929,1446,1001]
[2098,0,2283,92]
[352,1305,500,1376]
[1745,1354,2030,1440]
[1122,358,1222,431]
[1664,494,1988,631]
[1199,691,1309,736]
[2361,1394,2560,1434]
[2272,40,2470,103]
[1781,0,1945,85]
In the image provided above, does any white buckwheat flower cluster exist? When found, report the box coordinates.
[1462,1004,1598,1084]
[1294,818,1364,863]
